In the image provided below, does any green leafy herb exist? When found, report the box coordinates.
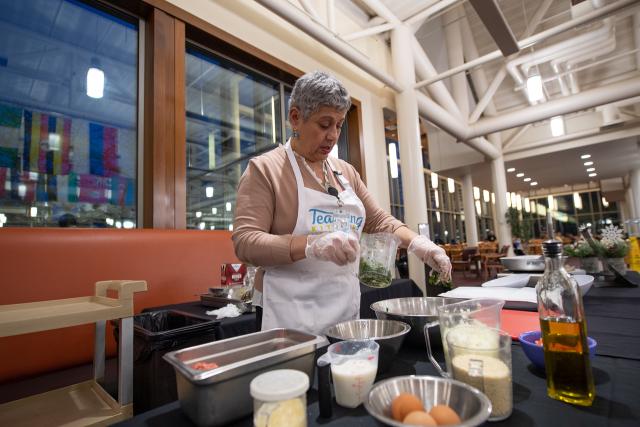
[359,259,392,288]
[428,271,452,289]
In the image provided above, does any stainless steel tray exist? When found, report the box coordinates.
[164,328,323,427]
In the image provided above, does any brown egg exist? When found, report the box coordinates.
[429,404,462,425]
[391,393,425,421]
[403,410,437,426]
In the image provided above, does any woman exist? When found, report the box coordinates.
[232,71,451,335]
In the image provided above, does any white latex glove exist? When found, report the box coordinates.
[408,235,452,282]
[305,231,360,266]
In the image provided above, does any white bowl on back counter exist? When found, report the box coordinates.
[480,274,594,296]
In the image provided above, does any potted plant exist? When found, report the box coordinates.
[563,240,600,273]
[598,225,630,275]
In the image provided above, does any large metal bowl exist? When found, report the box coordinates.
[365,375,491,427]
[370,297,461,348]
[499,255,544,272]
[324,319,410,373]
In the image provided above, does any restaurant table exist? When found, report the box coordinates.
[115,279,640,427]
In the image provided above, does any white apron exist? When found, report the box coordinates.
[261,144,366,335]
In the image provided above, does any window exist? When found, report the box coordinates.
[185,47,283,230]
[0,0,139,228]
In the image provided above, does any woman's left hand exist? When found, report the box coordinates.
[407,235,452,282]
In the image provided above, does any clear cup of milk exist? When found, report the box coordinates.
[317,340,379,408]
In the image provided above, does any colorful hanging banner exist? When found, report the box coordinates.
[0,167,7,198]
[89,123,119,177]
[23,110,72,175]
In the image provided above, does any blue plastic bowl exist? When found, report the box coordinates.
[519,330,596,371]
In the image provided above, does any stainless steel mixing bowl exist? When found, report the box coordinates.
[365,375,491,427]
[499,255,544,272]
[370,297,461,348]
[324,319,410,373]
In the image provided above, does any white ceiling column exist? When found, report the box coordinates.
[461,173,479,246]
[391,23,428,292]
[458,6,513,252]
[630,168,640,221]
[489,137,513,255]
[443,6,479,247]
[443,7,469,119]
[627,187,637,223]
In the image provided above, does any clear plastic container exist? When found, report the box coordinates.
[424,298,504,377]
[448,328,513,421]
[250,369,309,427]
[358,232,400,288]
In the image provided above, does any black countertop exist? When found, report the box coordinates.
[115,279,640,427]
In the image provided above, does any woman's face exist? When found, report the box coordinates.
[290,106,347,163]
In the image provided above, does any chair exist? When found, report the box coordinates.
[481,245,508,281]
[452,247,479,278]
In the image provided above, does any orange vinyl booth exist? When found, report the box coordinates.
[0,228,239,383]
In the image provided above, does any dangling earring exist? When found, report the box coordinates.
[292,129,299,138]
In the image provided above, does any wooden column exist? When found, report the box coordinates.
[346,100,366,183]
[143,8,186,228]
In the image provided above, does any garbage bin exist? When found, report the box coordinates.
[113,310,218,414]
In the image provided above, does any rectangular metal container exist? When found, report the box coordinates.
[163,328,323,427]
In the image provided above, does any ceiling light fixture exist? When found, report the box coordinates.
[530,181,538,186]
[574,192,583,210]
[447,177,455,193]
[507,167,515,172]
[589,173,597,177]
[550,116,565,137]
[525,70,545,103]
[86,58,104,99]
[523,177,531,182]
[586,168,595,172]
[388,142,398,179]
[584,161,594,166]
[580,154,591,159]
[516,173,524,178]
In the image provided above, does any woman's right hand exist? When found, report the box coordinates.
[305,232,360,266]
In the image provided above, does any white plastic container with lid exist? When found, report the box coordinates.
[250,369,309,427]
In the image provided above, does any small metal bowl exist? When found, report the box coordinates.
[365,375,492,427]
[370,297,462,348]
[324,319,410,373]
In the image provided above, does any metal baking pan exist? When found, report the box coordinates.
[164,328,323,427]
[500,255,544,272]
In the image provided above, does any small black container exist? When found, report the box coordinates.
[113,310,218,414]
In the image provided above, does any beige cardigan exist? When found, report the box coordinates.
[232,145,406,291]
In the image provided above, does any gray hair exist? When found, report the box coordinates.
[289,71,351,120]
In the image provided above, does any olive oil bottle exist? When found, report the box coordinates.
[536,240,595,406]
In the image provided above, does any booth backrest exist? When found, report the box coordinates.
[0,228,238,382]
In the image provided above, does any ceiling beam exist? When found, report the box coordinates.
[468,0,519,56]
[468,77,640,138]
[414,0,639,89]
[503,122,640,161]
[254,0,402,92]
